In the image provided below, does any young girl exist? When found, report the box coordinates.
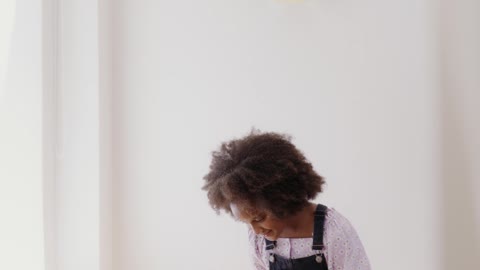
[202,131,371,270]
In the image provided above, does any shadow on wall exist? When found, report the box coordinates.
[441,91,480,270]
[440,1,480,270]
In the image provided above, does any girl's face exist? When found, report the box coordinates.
[230,203,286,241]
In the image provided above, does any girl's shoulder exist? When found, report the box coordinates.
[324,207,359,236]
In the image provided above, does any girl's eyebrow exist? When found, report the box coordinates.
[251,213,266,220]
[245,208,260,216]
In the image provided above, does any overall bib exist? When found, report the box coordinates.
[265,204,329,270]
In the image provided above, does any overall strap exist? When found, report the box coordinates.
[265,239,276,250]
[312,204,328,251]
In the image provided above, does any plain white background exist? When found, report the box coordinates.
[113,0,435,268]
[110,1,475,270]
[0,1,44,269]
[0,0,479,270]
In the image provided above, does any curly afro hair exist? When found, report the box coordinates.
[202,130,325,219]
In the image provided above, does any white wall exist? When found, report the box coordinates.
[111,1,442,270]
[0,0,45,269]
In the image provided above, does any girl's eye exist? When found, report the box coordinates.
[253,216,265,222]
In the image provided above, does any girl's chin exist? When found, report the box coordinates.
[263,230,276,240]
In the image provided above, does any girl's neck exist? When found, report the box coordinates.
[279,202,317,238]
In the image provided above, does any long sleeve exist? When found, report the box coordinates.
[324,209,371,270]
[248,227,269,270]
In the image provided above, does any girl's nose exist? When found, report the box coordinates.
[250,223,263,235]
